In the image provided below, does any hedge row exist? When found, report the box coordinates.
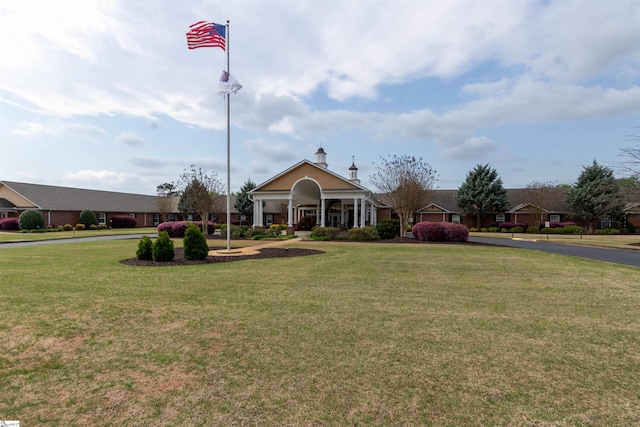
[157,221,215,237]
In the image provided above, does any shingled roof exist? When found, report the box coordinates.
[1,181,159,212]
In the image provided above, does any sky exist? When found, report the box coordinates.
[1,0,639,196]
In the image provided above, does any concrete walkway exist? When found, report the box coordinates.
[210,237,303,256]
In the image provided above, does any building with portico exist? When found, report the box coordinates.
[249,148,383,230]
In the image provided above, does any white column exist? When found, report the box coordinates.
[320,198,326,227]
[361,199,366,227]
[353,198,359,228]
[341,201,345,228]
[258,199,264,226]
[288,199,293,227]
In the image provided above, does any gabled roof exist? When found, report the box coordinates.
[508,203,547,213]
[0,181,159,212]
[251,160,369,193]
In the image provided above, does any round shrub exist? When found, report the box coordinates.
[63,224,74,231]
[0,217,20,230]
[311,226,340,240]
[136,236,153,260]
[111,215,137,228]
[508,226,524,233]
[348,226,379,241]
[442,223,469,242]
[152,231,174,261]
[526,226,540,234]
[412,222,444,242]
[19,209,45,230]
[184,223,209,260]
[75,223,85,230]
[79,210,98,228]
[376,219,400,239]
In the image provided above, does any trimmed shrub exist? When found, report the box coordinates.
[508,226,524,233]
[184,223,209,260]
[0,217,20,230]
[488,227,499,232]
[412,221,469,242]
[152,231,174,261]
[442,223,469,242]
[468,227,478,232]
[218,224,247,239]
[19,209,44,230]
[526,226,540,234]
[89,224,98,230]
[79,210,98,228]
[348,226,379,241]
[563,225,584,234]
[111,215,137,228]
[244,226,266,238]
[412,222,444,242]
[75,223,85,230]
[63,224,74,231]
[376,219,400,239]
[136,236,153,260]
[311,226,340,240]
[157,221,215,238]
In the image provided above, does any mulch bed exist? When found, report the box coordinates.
[120,247,324,267]
[120,236,492,267]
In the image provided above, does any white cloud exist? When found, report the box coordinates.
[115,132,145,147]
[244,138,297,162]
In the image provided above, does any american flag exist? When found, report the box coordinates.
[186,21,226,50]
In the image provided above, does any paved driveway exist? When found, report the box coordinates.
[470,236,640,268]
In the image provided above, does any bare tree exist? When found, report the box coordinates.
[370,155,437,237]
[176,165,225,235]
[155,183,177,223]
[617,131,640,177]
[521,180,565,227]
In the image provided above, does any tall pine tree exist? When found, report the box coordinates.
[566,160,624,233]
[456,164,509,229]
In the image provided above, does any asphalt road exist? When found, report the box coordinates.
[469,236,640,268]
[0,234,156,248]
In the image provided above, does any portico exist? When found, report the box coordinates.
[249,151,378,229]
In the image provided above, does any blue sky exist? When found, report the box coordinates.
[1,0,639,195]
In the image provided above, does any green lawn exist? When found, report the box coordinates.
[1,239,639,425]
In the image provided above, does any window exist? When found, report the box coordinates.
[549,214,560,222]
[168,214,175,221]
[452,214,460,224]
[266,214,274,226]
[495,214,505,223]
[98,213,106,225]
[129,213,136,218]
[153,213,159,226]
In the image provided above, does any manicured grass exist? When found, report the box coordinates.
[1,240,639,425]
[0,227,158,243]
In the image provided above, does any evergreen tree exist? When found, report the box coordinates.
[79,209,98,228]
[234,179,257,225]
[566,160,624,233]
[19,209,45,230]
[456,164,509,229]
[184,223,209,260]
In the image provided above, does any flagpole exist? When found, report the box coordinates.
[225,19,231,252]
